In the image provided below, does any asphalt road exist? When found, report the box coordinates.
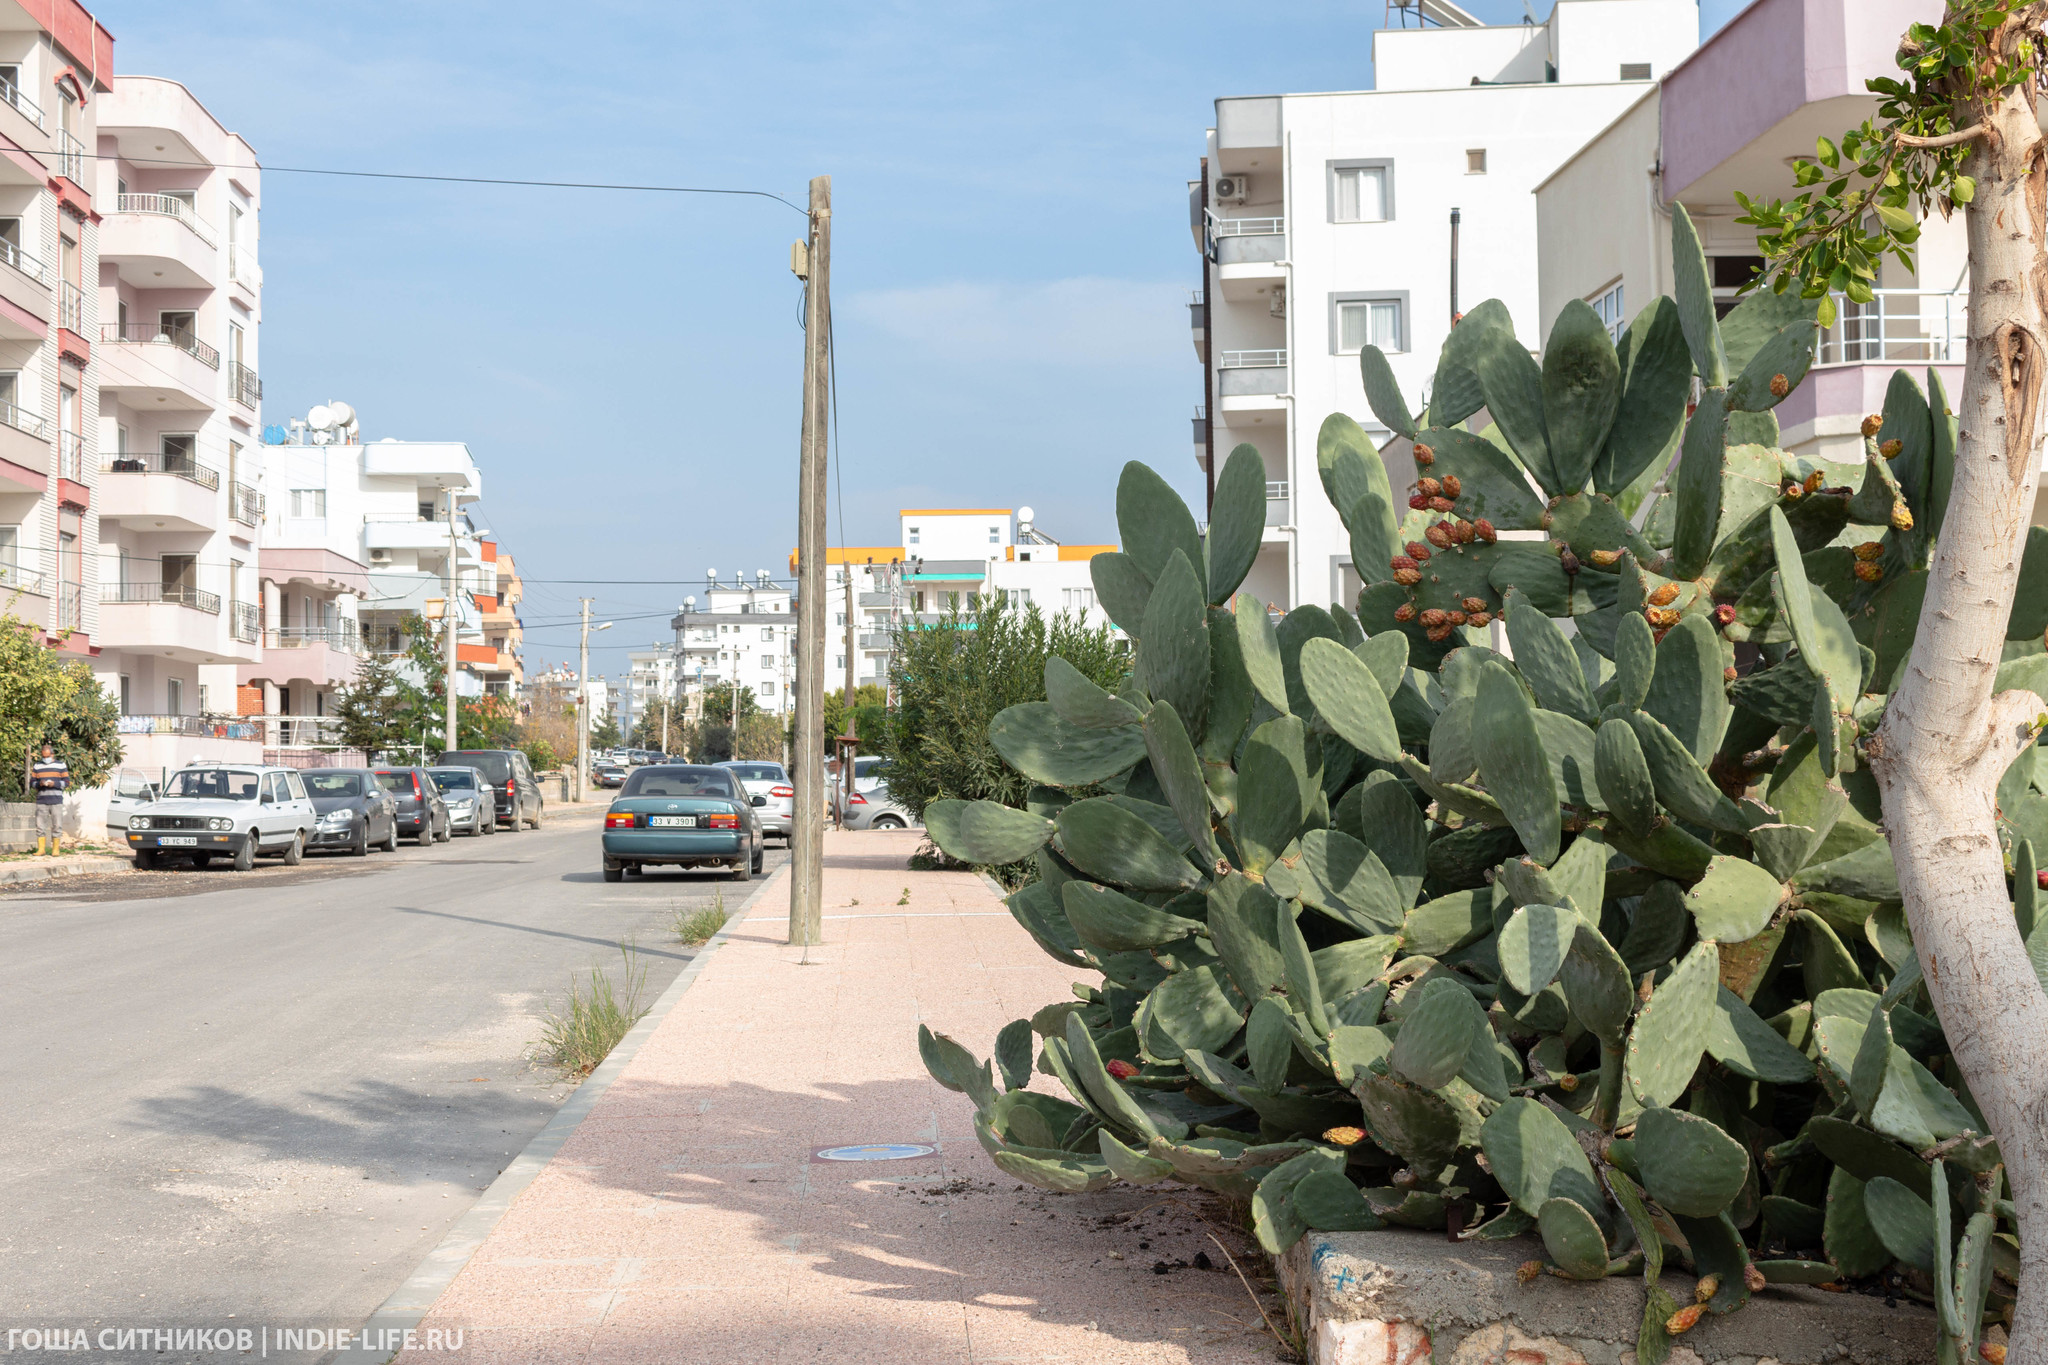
[0,806,787,1359]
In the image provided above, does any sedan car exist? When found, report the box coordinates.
[717,760,793,843]
[840,779,918,831]
[373,766,451,846]
[428,766,496,836]
[125,764,318,870]
[601,764,764,883]
[593,763,628,789]
[302,768,401,855]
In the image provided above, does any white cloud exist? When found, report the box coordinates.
[844,276,1186,368]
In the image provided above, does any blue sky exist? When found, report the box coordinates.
[92,0,1750,679]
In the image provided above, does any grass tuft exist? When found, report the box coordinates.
[672,890,728,946]
[539,946,650,1077]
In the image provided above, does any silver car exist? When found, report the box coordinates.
[718,761,793,843]
[124,764,319,871]
[840,779,917,831]
[428,766,497,836]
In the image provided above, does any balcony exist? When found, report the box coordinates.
[1218,349,1289,395]
[57,581,78,631]
[1774,289,1969,452]
[59,280,82,335]
[0,71,43,138]
[0,241,49,337]
[52,130,83,186]
[364,516,464,551]
[100,583,260,663]
[0,399,48,478]
[1192,405,1208,450]
[1189,290,1206,361]
[229,480,262,525]
[56,430,80,482]
[103,194,220,292]
[361,442,483,494]
[231,599,260,644]
[1266,480,1291,528]
[0,556,44,597]
[98,452,222,532]
[117,713,262,740]
[105,581,220,613]
[228,246,261,296]
[231,362,261,410]
[97,324,221,410]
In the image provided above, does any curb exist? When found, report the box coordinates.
[332,863,791,1364]
[0,856,128,886]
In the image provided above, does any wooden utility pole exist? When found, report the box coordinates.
[575,598,593,803]
[789,175,830,948]
[444,490,460,754]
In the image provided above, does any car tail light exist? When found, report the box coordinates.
[605,812,637,829]
[705,811,740,829]
[411,772,423,798]
[770,786,794,798]
[846,792,868,806]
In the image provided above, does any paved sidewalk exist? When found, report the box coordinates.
[394,830,1278,1364]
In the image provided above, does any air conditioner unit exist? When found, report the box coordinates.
[368,548,391,564]
[1213,174,1249,203]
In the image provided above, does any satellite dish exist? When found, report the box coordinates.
[260,424,289,445]
[328,401,356,426]
[706,568,717,582]
[307,405,335,431]
[1017,506,1035,527]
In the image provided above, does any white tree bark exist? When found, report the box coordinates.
[1867,30,2048,1358]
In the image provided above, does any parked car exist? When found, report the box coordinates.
[373,766,451,845]
[840,779,918,832]
[717,760,793,843]
[428,766,496,836]
[104,768,160,841]
[124,764,319,870]
[437,749,546,830]
[301,768,401,855]
[601,764,764,883]
[593,762,628,789]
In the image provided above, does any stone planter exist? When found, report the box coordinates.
[1277,1228,1939,1365]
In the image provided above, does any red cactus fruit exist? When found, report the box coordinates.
[1724,665,1739,682]
[1474,518,1497,543]
[1468,611,1493,628]
[1804,469,1824,493]
[1515,1260,1543,1286]
[1105,1059,1139,1080]
[1461,597,1488,613]
[1409,493,1429,511]
[1559,549,1581,575]
[1712,603,1737,628]
[1446,610,1469,627]
[1853,561,1884,583]
[1428,496,1455,513]
[1416,476,1442,498]
[1666,1305,1705,1336]
[1413,443,1435,466]
[1393,603,1417,622]
[1425,523,1453,549]
[1441,474,1462,498]
[1892,503,1914,531]
[1321,1126,1366,1146]
[1783,481,1806,500]
[1588,549,1621,567]
[1880,438,1903,458]
[1769,373,1789,398]
[1407,540,1432,561]
[1393,568,1423,586]
[1391,555,1419,572]
[1425,624,1454,642]
[1418,608,1449,628]
[1646,606,1679,629]
[1861,413,1884,438]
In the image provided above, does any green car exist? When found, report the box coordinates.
[602,765,765,883]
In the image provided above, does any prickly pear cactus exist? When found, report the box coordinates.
[918,205,2046,1361]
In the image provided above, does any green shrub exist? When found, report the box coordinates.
[538,947,649,1077]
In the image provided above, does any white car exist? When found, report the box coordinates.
[123,764,319,871]
[717,761,794,843]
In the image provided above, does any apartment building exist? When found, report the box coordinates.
[1534,0,1976,474]
[622,645,677,740]
[1191,0,1698,611]
[671,571,795,719]
[0,0,112,655]
[477,549,523,697]
[785,506,1120,693]
[90,76,268,769]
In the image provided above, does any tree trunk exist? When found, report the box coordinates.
[1867,48,2048,1361]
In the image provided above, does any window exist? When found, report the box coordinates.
[1005,588,1032,607]
[197,684,210,714]
[906,525,920,545]
[761,627,773,640]
[1620,62,1652,81]
[1064,587,1096,614]
[158,309,195,343]
[760,680,775,696]
[290,489,326,518]
[1334,296,1406,354]
[1466,149,1487,175]
[761,655,775,670]
[1589,281,1626,341]
[0,370,17,411]
[1331,163,1390,223]
[167,678,184,715]
[988,525,1000,544]
[833,655,844,670]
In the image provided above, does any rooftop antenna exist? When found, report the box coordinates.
[1522,0,1538,23]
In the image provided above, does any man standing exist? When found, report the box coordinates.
[30,743,68,856]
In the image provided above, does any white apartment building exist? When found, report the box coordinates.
[672,571,795,719]
[622,645,678,739]
[1192,0,1698,611]
[0,1,112,662]
[90,76,267,769]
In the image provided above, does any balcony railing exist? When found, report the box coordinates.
[113,193,216,247]
[102,450,222,491]
[228,246,261,291]
[59,280,82,335]
[231,600,261,643]
[57,430,80,481]
[1266,480,1290,527]
[231,362,261,407]
[0,239,46,285]
[1815,289,1968,367]
[100,322,221,369]
[0,400,46,439]
[1192,404,1208,447]
[265,624,362,652]
[0,557,45,595]
[1188,290,1206,329]
[260,715,345,747]
[1218,348,1287,369]
[1208,214,1285,237]
[102,582,221,614]
[0,74,44,130]
[117,713,261,740]
[229,480,262,524]
[58,580,79,630]
[53,130,83,185]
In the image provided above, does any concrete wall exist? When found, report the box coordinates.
[1535,87,1663,339]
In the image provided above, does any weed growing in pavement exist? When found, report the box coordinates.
[538,944,649,1077]
[672,890,727,946]
[898,886,911,905]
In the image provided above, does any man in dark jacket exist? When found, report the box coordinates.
[30,743,68,856]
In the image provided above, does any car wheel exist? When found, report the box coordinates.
[872,815,906,829]
[752,844,765,875]
[351,825,370,857]
[603,863,624,883]
[506,799,522,832]
[481,813,494,836]
[436,817,451,843]
[133,849,156,870]
[729,842,753,882]
[528,801,543,829]
[381,818,400,852]
[416,822,434,847]
[231,834,255,872]
[281,831,305,866]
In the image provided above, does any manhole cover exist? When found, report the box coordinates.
[812,1143,937,1163]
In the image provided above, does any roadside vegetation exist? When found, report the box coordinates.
[537,946,649,1078]
[673,893,728,946]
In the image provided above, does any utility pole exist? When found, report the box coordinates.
[576,598,592,803]
[790,174,830,949]
[444,490,459,754]
[1449,207,1462,324]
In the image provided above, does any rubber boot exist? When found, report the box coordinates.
[34,837,47,856]
[50,837,61,857]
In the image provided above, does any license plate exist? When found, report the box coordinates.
[649,815,696,828]
[158,835,198,846]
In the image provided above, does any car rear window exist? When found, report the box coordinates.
[430,770,477,790]
[306,773,364,797]
[726,764,786,782]
[374,771,411,793]
[440,751,512,782]
[621,767,737,799]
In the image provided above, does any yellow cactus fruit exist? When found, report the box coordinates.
[1321,1126,1366,1147]
[1516,1260,1544,1286]
[1853,541,1884,561]
[1694,1275,1720,1303]
[1647,583,1681,607]
[1880,438,1903,459]
[1892,503,1914,532]
[1861,413,1884,438]
[1666,1304,1705,1335]
[1854,561,1884,583]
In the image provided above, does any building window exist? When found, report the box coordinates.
[760,681,775,697]
[1333,295,1407,354]
[989,525,1000,544]
[761,655,775,670]
[290,489,326,518]
[1330,163,1390,223]
[1466,149,1487,175]
[167,678,183,715]
[1589,281,1626,341]
[762,627,773,640]
[833,655,844,670]
[906,526,920,545]
[1620,62,1652,80]
[1064,587,1096,614]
